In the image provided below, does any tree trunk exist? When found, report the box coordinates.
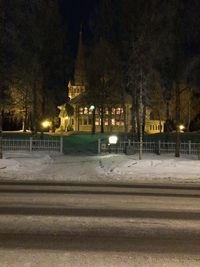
[91,107,96,134]
[108,106,112,133]
[122,104,128,137]
[143,105,146,134]
[175,83,180,157]
[121,91,128,137]
[139,69,143,160]
[0,108,4,159]
[100,105,104,133]
[131,88,138,140]
[32,78,37,136]
[165,100,170,142]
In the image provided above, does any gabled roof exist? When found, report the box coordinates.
[70,91,89,105]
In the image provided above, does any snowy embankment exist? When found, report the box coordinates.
[0,151,200,184]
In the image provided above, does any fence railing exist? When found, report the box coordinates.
[98,139,200,156]
[2,137,63,153]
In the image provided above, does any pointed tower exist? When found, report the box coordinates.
[68,28,86,99]
[74,29,86,85]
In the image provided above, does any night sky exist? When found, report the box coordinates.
[59,0,97,58]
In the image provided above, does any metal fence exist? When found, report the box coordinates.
[98,139,200,155]
[2,137,63,153]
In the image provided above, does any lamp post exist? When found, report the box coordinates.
[90,105,96,134]
[41,120,52,139]
[41,120,51,129]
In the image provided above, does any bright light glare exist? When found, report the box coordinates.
[90,105,95,110]
[41,120,51,128]
[179,125,185,131]
[109,135,118,144]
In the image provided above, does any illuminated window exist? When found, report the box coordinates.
[79,108,83,114]
[104,118,108,125]
[116,108,120,115]
[95,118,100,125]
[84,107,88,114]
[111,119,115,125]
[112,108,115,115]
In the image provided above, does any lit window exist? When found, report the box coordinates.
[84,107,88,114]
[105,108,109,115]
[111,119,115,125]
[116,108,120,115]
[95,118,100,125]
[79,108,83,114]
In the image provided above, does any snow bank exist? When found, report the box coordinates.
[0,151,200,184]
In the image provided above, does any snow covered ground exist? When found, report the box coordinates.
[0,151,200,184]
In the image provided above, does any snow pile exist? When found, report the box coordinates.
[97,154,200,182]
[0,152,54,178]
[0,151,200,183]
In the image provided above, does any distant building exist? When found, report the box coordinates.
[57,31,164,134]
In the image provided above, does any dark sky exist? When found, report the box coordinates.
[59,0,97,57]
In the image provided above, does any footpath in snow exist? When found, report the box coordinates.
[0,151,200,184]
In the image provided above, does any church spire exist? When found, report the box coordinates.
[74,26,86,85]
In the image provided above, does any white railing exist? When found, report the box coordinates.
[2,137,63,153]
[98,139,200,156]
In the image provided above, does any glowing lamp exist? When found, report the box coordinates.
[109,135,118,144]
[179,125,185,131]
[90,105,95,110]
[41,120,51,128]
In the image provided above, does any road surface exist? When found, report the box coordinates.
[0,182,200,267]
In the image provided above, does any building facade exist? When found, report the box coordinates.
[57,31,164,134]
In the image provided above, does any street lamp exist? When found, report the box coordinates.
[108,135,118,145]
[108,135,118,153]
[90,105,96,134]
[41,120,51,129]
[179,124,185,132]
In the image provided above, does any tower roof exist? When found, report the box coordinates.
[74,28,86,86]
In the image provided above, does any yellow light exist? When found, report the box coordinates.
[41,120,51,128]
[179,125,185,131]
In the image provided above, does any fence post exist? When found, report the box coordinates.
[156,140,161,155]
[30,137,33,152]
[60,136,63,153]
[188,140,191,155]
[98,139,101,154]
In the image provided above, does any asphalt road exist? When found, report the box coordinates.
[0,182,200,267]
